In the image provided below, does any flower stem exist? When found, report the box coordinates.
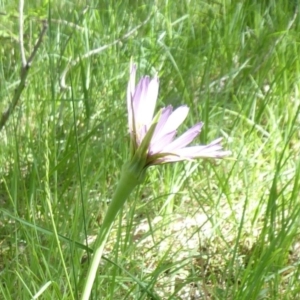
[81,162,141,300]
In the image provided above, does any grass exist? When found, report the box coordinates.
[1,0,300,299]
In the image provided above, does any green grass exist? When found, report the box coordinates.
[1,0,300,299]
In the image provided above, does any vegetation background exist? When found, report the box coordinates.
[1,0,300,299]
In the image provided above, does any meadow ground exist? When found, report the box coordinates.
[1,1,300,299]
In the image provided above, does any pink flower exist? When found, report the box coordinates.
[127,63,231,166]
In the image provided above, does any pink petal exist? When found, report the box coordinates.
[151,106,173,143]
[127,63,136,133]
[171,138,231,158]
[149,130,177,154]
[151,138,231,164]
[162,122,203,152]
[133,77,150,126]
[136,76,159,132]
[153,106,189,142]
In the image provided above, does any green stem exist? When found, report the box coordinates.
[81,162,140,300]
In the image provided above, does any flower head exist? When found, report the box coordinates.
[127,62,231,168]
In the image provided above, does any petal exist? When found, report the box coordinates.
[151,156,187,164]
[153,105,189,142]
[152,147,231,164]
[149,130,177,154]
[133,76,159,142]
[133,76,150,126]
[141,76,159,129]
[162,122,203,152]
[150,138,231,164]
[127,63,136,133]
[171,138,231,158]
[151,105,173,143]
